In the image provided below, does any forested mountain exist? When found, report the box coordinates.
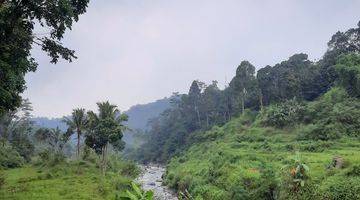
[135,22,360,162]
[122,98,171,147]
[132,21,360,199]
[125,97,171,131]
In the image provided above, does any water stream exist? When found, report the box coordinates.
[136,165,178,200]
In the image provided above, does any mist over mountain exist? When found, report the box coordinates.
[31,117,67,131]
[31,97,171,146]
[124,97,171,131]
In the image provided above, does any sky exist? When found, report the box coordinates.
[24,0,360,117]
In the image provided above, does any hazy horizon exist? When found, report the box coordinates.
[23,0,360,117]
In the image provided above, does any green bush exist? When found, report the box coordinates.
[119,161,140,178]
[192,185,228,200]
[260,99,305,128]
[346,165,360,177]
[319,176,360,200]
[116,182,154,200]
[36,149,66,167]
[300,87,360,140]
[0,170,5,189]
[0,143,24,169]
[299,141,333,152]
[297,122,342,141]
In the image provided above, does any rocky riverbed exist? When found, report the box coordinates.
[136,165,178,200]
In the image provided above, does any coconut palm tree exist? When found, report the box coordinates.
[63,108,87,158]
[85,101,128,174]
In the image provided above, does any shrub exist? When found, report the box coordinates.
[0,143,24,169]
[37,149,66,167]
[119,161,140,178]
[297,123,342,141]
[260,99,305,128]
[299,141,333,152]
[0,170,5,189]
[280,153,311,198]
[82,146,98,163]
[346,165,360,177]
[192,185,228,200]
[301,87,360,139]
[116,182,154,200]
[319,176,360,200]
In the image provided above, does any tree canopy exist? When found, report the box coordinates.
[0,0,89,115]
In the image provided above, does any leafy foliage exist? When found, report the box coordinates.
[85,101,128,174]
[0,0,89,114]
[259,99,305,128]
[34,127,71,152]
[63,108,87,158]
[0,143,24,169]
[116,182,154,200]
[335,53,360,97]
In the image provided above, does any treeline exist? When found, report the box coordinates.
[136,21,360,163]
[0,100,128,173]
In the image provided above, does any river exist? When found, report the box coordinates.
[136,165,178,200]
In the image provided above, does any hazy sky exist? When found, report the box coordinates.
[24,0,360,117]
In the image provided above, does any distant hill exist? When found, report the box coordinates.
[124,97,171,131]
[122,97,171,147]
[32,97,171,147]
[32,117,67,131]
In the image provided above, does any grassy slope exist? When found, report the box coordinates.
[0,160,133,200]
[165,116,360,199]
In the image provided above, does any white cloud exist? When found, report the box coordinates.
[24,0,360,117]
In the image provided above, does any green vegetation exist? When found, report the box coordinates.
[1,0,360,199]
[137,21,360,164]
[164,97,360,199]
[0,99,149,199]
[134,22,360,199]
[0,154,140,200]
[117,182,154,200]
[0,0,89,115]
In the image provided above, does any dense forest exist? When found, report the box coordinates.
[1,0,360,199]
[135,21,360,164]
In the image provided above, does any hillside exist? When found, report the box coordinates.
[164,88,360,199]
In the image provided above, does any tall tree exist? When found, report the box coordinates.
[63,108,87,158]
[316,21,360,94]
[335,53,360,97]
[188,80,204,127]
[0,99,34,161]
[0,0,89,115]
[85,101,128,174]
[229,61,256,114]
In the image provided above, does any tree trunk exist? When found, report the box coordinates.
[259,90,264,111]
[77,129,81,159]
[195,104,201,127]
[241,95,245,114]
[101,143,108,176]
[206,113,209,127]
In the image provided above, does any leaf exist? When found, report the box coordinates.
[300,180,305,187]
[144,190,154,199]
[126,190,139,200]
[131,182,143,197]
[302,164,310,171]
